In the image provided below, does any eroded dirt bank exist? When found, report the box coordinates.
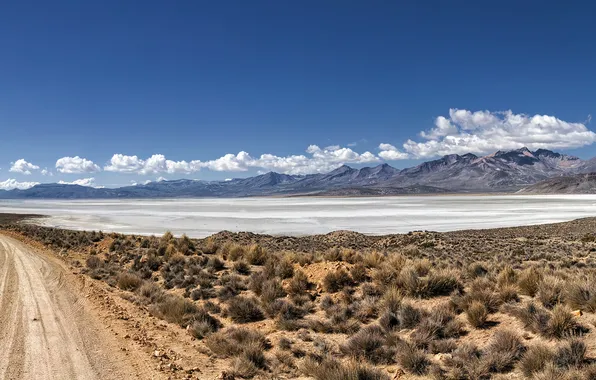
[0,235,158,380]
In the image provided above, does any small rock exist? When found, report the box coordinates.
[572,309,583,317]
[154,350,162,357]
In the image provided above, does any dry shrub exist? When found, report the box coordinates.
[350,263,368,283]
[86,255,102,269]
[396,342,429,375]
[287,270,312,295]
[429,339,457,354]
[467,262,488,279]
[322,269,353,293]
[232,260,251,275]
[117,272,142,290]
[510,302,585,339]
[520,344,554,377]
[149,295,201,326]
[301,356,390,380]
[246,244,267,265]
[381,286,403,313]
[340,325,396,364]
[362,251,385,269]
[518,267,542,297]
[484,329,525,373]
[466,300,488,328]
[226,243,246,261]
[565,277,596,312]
[555,338,586,369]
[411,305,462,348]
[226,296,264,323]
[537,275,564,309]
[497,265,517,287]
[206,327,270,364]
[498,284,520,303]
[547,305,584,339]
[138,281,165,303]
[444,343,489,380]
[189,310,222,340]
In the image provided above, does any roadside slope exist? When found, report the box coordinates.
[0,234,158,380]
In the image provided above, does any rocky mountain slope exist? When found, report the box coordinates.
[1,147,594,198]
[518,173,596,194]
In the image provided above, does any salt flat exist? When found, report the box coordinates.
[1,195,595,238]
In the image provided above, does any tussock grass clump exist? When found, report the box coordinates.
[466,300,489,328]
[188,309,222,339]
[484,329,525,373]
[206,327,270,374]
[444,343,490,380]
[555,338,586,369]
[149,295,201,326]
[287,270,312,295]
[396,268,462,298]
[117,272,142,290]
[547,304,584,339]
[497,265,517,287]
[226,296,265,323]
[138,281,165,303]
[565,277,596,312]
[518,267,543,297]
[322,269,353,293]
[537,275,564,309]
[396,342,429,375]
[246,244,267,265]
[232,260,251,275]
[520,344,554,377]
[410,305,463,348]
[301,356,390,380]
[224,243,246,261]
[340,325,396,364]
[509,302,586,339]
[86,255,102,269]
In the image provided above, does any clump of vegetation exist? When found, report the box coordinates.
[7,218,596,380]
[466,300,489,328]
[226,296,265,323]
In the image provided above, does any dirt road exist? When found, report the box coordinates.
[0,234,156,380]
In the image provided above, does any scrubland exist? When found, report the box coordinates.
[4,217,596,379]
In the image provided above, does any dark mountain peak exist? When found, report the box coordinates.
[533,148,558,157]
[489,147,538,165]
[461,153,479,160]
[327,164,355,176]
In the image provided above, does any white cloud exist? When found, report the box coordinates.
[56,156,101,174]
[9,159,40,175]
[378,144,409,160]
[0,179,39,190]
[103,145,379,176]
[58,177,103,188]
[399,109,596,158]
[104,154,194,175]
[198,145,380,174]
[156,176,166,182]
[41,168,53,176]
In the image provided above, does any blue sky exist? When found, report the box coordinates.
[1,1,596,188]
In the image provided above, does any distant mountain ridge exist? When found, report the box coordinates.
[518,173,596,194]
[1,147,595,199]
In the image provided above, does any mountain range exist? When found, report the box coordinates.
[1,147,595,199]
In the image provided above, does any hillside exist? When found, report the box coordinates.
[518,173,596,194]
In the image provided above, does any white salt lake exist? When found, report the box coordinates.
[1,195,595,238]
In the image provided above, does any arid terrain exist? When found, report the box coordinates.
[2,214,596,379]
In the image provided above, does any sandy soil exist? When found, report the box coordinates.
[0,234,158,380]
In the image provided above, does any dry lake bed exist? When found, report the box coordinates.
[1,195,596,238]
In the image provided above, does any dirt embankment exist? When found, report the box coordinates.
[0,234,159,380]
